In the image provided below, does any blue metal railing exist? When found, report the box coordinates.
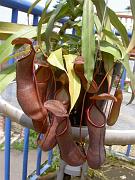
[0,1,53,180]
[0,0,43,15]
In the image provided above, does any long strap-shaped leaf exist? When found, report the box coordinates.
[107,7,129,48]
[121,54,135,104]
[27,0,42,19]
[127,0,135,53]
[0,64,16,93]
[103,29,126,58]
[92,0,106,23]
[82,0,95,84]
[0,26,41,64]
[38,0,66,53]
[64,54,81,111]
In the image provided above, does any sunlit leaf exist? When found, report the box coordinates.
[0,22,31,40]
[107,7,129,47]
[28,0,42,19]
[92,0,106,23]
[94,15,101,33]
[0,64,16,93]
[0,25,46,65]
[82,0,95,84]
[64,54,81,111]
[47,48,65,71]
[102,52,114,91]
[67,0,75,15]
[120,54,135,103]
[103,29,126,57]
[0,27,36,64]
[38,0,66,53]
[100,40,122,59]
[127,0,135,53]
[45,0,53,9]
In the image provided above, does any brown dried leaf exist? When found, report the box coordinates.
[44,100,68,117]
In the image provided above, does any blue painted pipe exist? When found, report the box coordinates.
[4,118,11,180]
[22,128,30,180]
[0,0,44,15]
[126,144,131,157]
[4,8,18,180]
[11,8,18,23]
[36,147,42,176]
[33,15,39,26]
[48,150,53,165]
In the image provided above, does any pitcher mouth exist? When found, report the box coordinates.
[86,104,106,128]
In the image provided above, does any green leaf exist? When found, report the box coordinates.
[120,54,135,103]
[62,34,80,43]
[127,0,135,53]
[92,0,106,23]
[45,0,66,52]
[47,48,65,71]
[0,26,38,64]
[94,15,102,34]
[130,0,135,18]
[103,29,126,58]
[28,0,41,18]
[127,24,135,53]
[100,40,122,59]
[82,0,95,84]
[0,22,31,40]
[102,52,114,90]
[38,0,66,53]
[67,0,75,15]
[107,7,129,47]
[64,54,81,111]
[45,0,53,9]
[0,64,16,93]
[3,49,31,63]
[36,0,53,47]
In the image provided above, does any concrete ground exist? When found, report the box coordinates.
[107,91,135,130]
[0,150,47,180]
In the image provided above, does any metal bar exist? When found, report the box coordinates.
[48,150,53,165]
[133,61,135,73]
[1,100,135,145]
[0,0,44,16]
[72,127,135,145]
[126,144,131,157]
[72,28,76,35]
[0,95,34,129]
[11,8,18,23]
[33,15,39,26]
[4,117,11,180]
[36,147,42,176]
[4,8,18,180]
[1,98,135,145]
[117,14,134,19]
[30,164,51,180]
[22,128,30,180]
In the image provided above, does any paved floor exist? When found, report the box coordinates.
[0,91,135,180]
[107,91,135,130]
[0,149,47,180]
